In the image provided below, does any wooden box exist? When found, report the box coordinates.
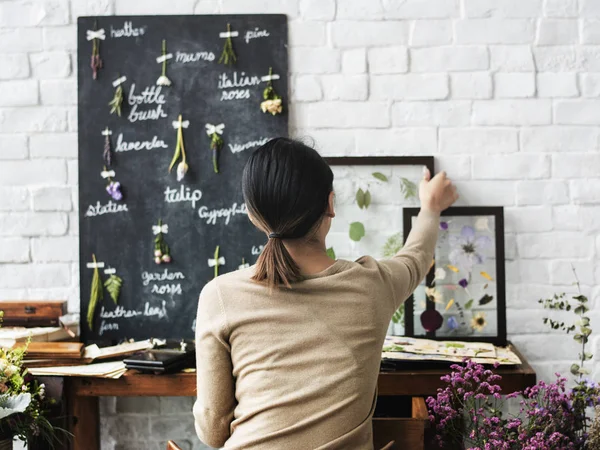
[0,300,67,326]
[372,396,429,450]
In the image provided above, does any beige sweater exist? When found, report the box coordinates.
[193,210,439,449]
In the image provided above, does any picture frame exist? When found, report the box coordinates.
[402,207,507,346]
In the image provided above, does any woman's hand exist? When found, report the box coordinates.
[419,168,458,213]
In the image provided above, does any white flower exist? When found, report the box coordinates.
[4,365,18,377]
[176,161,188,181]
[425,287,443,304]
[260,98,283,115]
[434,268,446,281]
[0,393,31,420]
[475,217,489,231]
[156,75,171,86]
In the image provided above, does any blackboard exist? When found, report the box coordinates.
[77,15,288,344]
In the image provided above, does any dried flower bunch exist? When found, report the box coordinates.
[218,23,237,65]
[156,39,171,86]
[102,166,123,201]
[261,67,283,115]
[102,128,112,167]
[169,115,190,181]
[109,76,125,117]
[153,219,171,265]
[206,123,225,174]
[89,21,103,80]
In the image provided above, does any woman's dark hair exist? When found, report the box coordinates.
[242,138,333,289]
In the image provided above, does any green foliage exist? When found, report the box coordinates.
[382,233,403,258]
[383,344,405,352]
[445,343,465,349]
[326,247,336,260]
[391,305,404,325]
[108,84,123,116]
[400,178,417,199]
[87,254,103,331]
[104,274,122,304]
[464,299,474,310]
[218,23,237,65]
[355,188,371,209]
[372,172,388,182]
[349,222,365,242]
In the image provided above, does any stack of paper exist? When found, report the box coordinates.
[27,361,127,379]
[382,336,521,366]
[0,314,79,349]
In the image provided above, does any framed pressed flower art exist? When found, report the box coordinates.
[402,207,507,346]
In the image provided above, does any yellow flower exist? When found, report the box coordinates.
[261,98,283,115]
[471,312,487,332]
[425,287,443,304]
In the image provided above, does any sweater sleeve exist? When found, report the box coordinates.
[378,209,440,311]
[193,280,236,448]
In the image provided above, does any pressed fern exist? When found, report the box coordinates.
[104,274,122,304]
[382,233,403,258]
[400,178,417,199]
[392,305,404,325]
[87,254,103,331]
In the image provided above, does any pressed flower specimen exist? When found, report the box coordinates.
[206,123,224,174]
[153,219,171,264]
[169,115,189,181]
[156,39,171,86]
[449,225,491,273]
[421,309,443,332]
[261,67,283,115]
[425,287,443,304]
[109,76,125,116]
[87,254,103,331]
[218,23,237,65]
[470,311,487,331]
[89,21,104,80]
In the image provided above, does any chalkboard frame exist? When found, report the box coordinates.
[403,206,507,346]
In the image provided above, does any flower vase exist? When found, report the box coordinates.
[0,439,12,450]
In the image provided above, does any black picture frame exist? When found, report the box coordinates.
[403,206,507,346]
[325,156,435,176]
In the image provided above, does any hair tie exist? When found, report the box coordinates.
[268,232,282,239]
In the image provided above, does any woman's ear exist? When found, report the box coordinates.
[327,191,335,218]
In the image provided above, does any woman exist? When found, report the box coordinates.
[193,138,458,449]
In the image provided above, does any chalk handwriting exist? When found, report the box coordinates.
[145,301,168,319]
[142,269,185,286]
[245,27,270,43]
[252,245,265,255]
[218,72,261,90]
[127,84,168,123]
[175,51,215,63]
[115,133,168,152]
[100,306,143,319]
[99,321,118,336]
[228,137,270,154]
[110,21,146,38]
[164,185,202,209]
[198,202,247,225]
[151,284,182,295]
[85,201,128,217]
[220,89,250,101]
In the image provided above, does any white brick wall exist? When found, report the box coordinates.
[2,0,600,449]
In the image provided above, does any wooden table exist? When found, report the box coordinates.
[60,346,535,450]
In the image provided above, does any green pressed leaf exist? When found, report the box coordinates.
[349,221,365,242]
[356,188,366,209]
[581,326,592,336]
[445,343,465,349]
[87,254,103,331]
[574,334,588,344]
[464,299,474,310]
[400,178,417,200]
[579,367,591,375]
[573,294,588,303]
[372,172,388,182]
[391,304,404,325]
[364,190,371,209]
[104,274,123,304]
[571,364,581,375]
[326,247,336,260]
[574,305,589,315]
[580,317,590,326]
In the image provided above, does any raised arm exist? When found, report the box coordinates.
[380,169,458,310]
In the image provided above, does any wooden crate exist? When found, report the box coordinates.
[372,396,429,450]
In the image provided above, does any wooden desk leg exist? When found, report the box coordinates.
[66,379,99,450]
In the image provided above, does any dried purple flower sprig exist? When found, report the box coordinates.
[88,21,104,80]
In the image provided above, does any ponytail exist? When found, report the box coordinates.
[252,236,302,289]
[242,138,334,290]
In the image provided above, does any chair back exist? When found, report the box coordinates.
[166,441,183,450]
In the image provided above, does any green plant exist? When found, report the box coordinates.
[355,188,371,209]
[87,254,103,331]
[349,222,365,242]
[400,178,417,199]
